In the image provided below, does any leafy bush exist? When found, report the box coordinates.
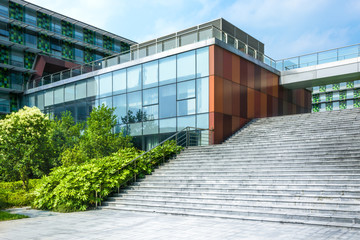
[32,141,182,212]
[0,179,41,209]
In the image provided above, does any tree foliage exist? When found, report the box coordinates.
[0,107,51,190]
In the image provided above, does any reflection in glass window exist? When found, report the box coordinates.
[76,102,87,122]
[143,120,159,135]
[160,118,177,133]
[113,69,126,95]
[177,99,195,116]
[196,113,209,129]
[37,93,44,110]
[127,91,142,122]
[113,94,126,124]
[196,47,209,78]
[143,105,158,120]
[86,78,97,98]
[177,80,195,100]
[97,97,112,108]
[99,73,112,98]
[177,115,195,131]
[143,88,158,106]
[143,61,158,89]
[54,87,64,105]
[177,50,195,82]
[159,55,176,85]
[159,84,176,118]
[127,65,142,92]
[44,90,53,106]
[196,77,209,113]
[129,122,142,136]
[65,84,75,102]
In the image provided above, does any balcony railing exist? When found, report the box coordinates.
[26,25,276,90]
[275,44,360,71]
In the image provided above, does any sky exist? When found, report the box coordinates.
[26,0,360,60]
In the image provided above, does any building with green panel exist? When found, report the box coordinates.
[0,0,136,114]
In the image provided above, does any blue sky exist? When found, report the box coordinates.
[27,0,360,60]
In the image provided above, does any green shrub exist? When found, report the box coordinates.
[32,141,182,212]
[0,211,29,221]
[0,179,41,209]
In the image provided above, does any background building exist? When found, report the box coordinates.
[0,0,136,115]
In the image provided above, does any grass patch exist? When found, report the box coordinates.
[0,211,28,221]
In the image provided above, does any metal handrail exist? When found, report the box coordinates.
[95,126,213,207]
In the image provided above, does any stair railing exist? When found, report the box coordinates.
[95,126,214,207]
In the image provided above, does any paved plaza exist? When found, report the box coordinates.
[0,208,360,240]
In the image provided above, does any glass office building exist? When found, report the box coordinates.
[0,0,135,115]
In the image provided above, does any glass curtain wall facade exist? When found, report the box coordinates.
[27,47,210,149]
[312,80,360,112]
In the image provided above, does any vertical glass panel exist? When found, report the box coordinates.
[333,101,339,111]
[197,77,209,113]
[113,94,127,124]
[127,91,142,122]
[180,32,197,46]
[127,65,142,92]
[347,90,354,99]
[177,80,195,100]
[128,122,142,136]
[143,87,158,106]
[159,55,176,85]
[160,118,177,133]
[196,47,209,78]
[197,113,209,129]
[86,77,98,98]
[44,90,53,106]
[65,84,75,102]
[333,92,339,101]
[36,92,44,110]
[177,50,195,82]
[143,120,159,135]
[143,60,158,89]
[163,38,176,51]
[159,84,176,118]
[177,115,195,131]
[76,102,87,122]
[97,97,112,108]
[143,105,158,120]
[198,28,212,41]
[76,81,87,100]
[54,87,64,105]
[99,73,112,98]
[113,69,126,95]
[347,100,354,109]
[177,99,196,116]
[28,95,35,107]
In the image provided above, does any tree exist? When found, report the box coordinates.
[0,106,51,190]
[49,111,83,167]
[80,104,133,159]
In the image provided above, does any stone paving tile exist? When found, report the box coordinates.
[0,209,360,240]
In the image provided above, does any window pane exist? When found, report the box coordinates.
[143,120,159,135]
[159,55,176,85]
[160,118,176,133]
[177,99,195,116]
[177,50,195,82]
[65,84,75,102]
[54,87,64,104]
[159,84,176,118]
[196,47,209,78]
[113,69,126,95]
[127,65,142,92]
[113,94,127,124]
[143,87,158,106]
[76,102,87,122]
[99,73,112,98]
[97,97,112,108]
[197,113,209,129]
[177,115,195,131]
[86,78,97,98]
[143,105,158,120]
[127,91,142,122]
[44,90,53,106]
[196,77,209,113]
[37,93,44,110]
[129,122,142,136]
[177,80,195,100]
[143,60,158,89]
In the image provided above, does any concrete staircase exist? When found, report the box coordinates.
[102,109,360,228]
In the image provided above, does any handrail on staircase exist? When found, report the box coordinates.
[95,126,214,207]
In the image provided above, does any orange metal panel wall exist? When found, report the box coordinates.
[208,45,312,144]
